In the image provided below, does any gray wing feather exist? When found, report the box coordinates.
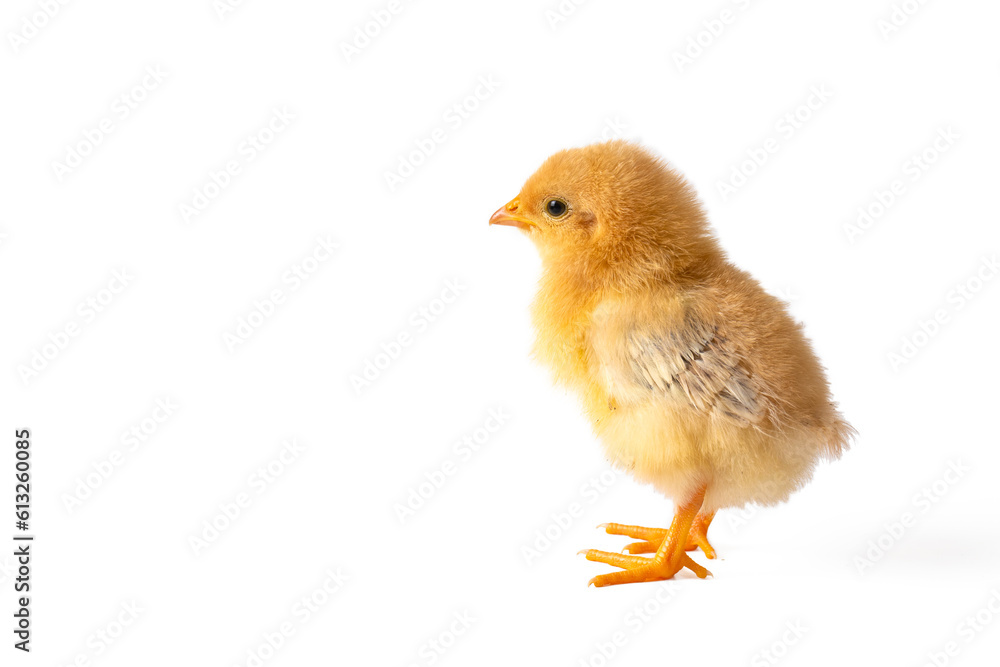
[625,321,761,425]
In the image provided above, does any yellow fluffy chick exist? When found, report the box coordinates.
[489,140,855,586]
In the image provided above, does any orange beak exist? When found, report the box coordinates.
[489,198,535,229]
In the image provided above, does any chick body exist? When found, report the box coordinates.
[533,262,851,513]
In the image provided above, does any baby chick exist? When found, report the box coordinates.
[490,140,854,586]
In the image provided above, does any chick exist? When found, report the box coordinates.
[490,140,855,586]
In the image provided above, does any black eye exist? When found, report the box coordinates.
[546,198,568,218]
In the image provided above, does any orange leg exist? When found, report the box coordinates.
[581,486,711,587]
[611,510,718,559]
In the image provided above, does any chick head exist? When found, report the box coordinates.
[489,140,721,291]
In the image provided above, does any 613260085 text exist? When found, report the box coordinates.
[14,428,32,652]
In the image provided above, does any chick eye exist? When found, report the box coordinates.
[546,198,568,218]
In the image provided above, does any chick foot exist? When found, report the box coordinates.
[582,487,711,587]
[687,511,717,559]
[580,548,710,582]
[602,510,718,559]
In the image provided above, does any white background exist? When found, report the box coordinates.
[2,0,999,665]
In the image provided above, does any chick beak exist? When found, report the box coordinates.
[489,198,535,229]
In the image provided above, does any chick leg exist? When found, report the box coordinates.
[582,486,710,587]
[607,511,718,559]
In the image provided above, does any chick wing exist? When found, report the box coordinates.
[592,304,763,428]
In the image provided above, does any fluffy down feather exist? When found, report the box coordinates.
[500,140,854,513]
